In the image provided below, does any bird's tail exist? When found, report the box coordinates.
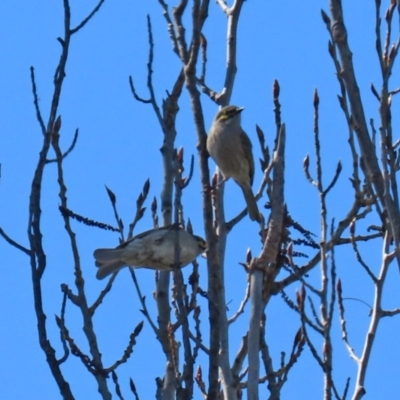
[93,248,126,280]
[241,186,260,222]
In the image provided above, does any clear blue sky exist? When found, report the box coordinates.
[1,1,400,399]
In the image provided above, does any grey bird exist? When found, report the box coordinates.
[93,226,206,280]
[207,105,260,222]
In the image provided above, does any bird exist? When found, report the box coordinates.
[93,225,206,280]
[207,105,260,222]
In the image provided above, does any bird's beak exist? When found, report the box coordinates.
[236,107,244,114]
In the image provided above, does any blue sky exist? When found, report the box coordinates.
[1,0,400,399]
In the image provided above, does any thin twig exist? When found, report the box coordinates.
[337,279,359,362]
[158,0,180,55]
[56,289,70,365]
[130,268,159,334]
[70,0,105,34]
[104,322,144,374]
[29,67,46,135]
[46,128,79,163]
[228,280,250,324]
[0,227,31,255]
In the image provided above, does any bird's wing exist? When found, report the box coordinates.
[116,225,179,249]
[116,228,161,249]
[240,131,255,185]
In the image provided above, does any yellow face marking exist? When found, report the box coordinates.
[218,112,230,121]
[217,106,243,122]
[195,237,207,250]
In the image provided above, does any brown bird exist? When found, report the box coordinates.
[93,226,206,280]
[207,105,260,222]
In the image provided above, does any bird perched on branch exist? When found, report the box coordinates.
[93,225,206,280]
[207,105,260,222]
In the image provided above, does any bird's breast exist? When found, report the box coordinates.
[208,128,250,183]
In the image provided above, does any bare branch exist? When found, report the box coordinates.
[337,279,359,363]
[29,67,46,135]
[89,274,118,314]
[46,128,79,163]
[0,227,31,256]
[382,308,400,317]
[352,231,393,399]
[158,0,180,55]
[228,280,250,324]
[328,1,400,255]
[129,378,141,400]
[130,268,159,334]
[111,371,124,400]
[129,76,152,103]
[248,123,286,398]
[172,0,189,64]
[56,289,70,365]
[219,0,245,106]
[349,220,378,282]
[104,321,144,374]
[323,161,342,195]
[70,0,105,34]
[216,0,229,15]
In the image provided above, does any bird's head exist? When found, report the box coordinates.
[215,105,244,124]
[193,235,207,256]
